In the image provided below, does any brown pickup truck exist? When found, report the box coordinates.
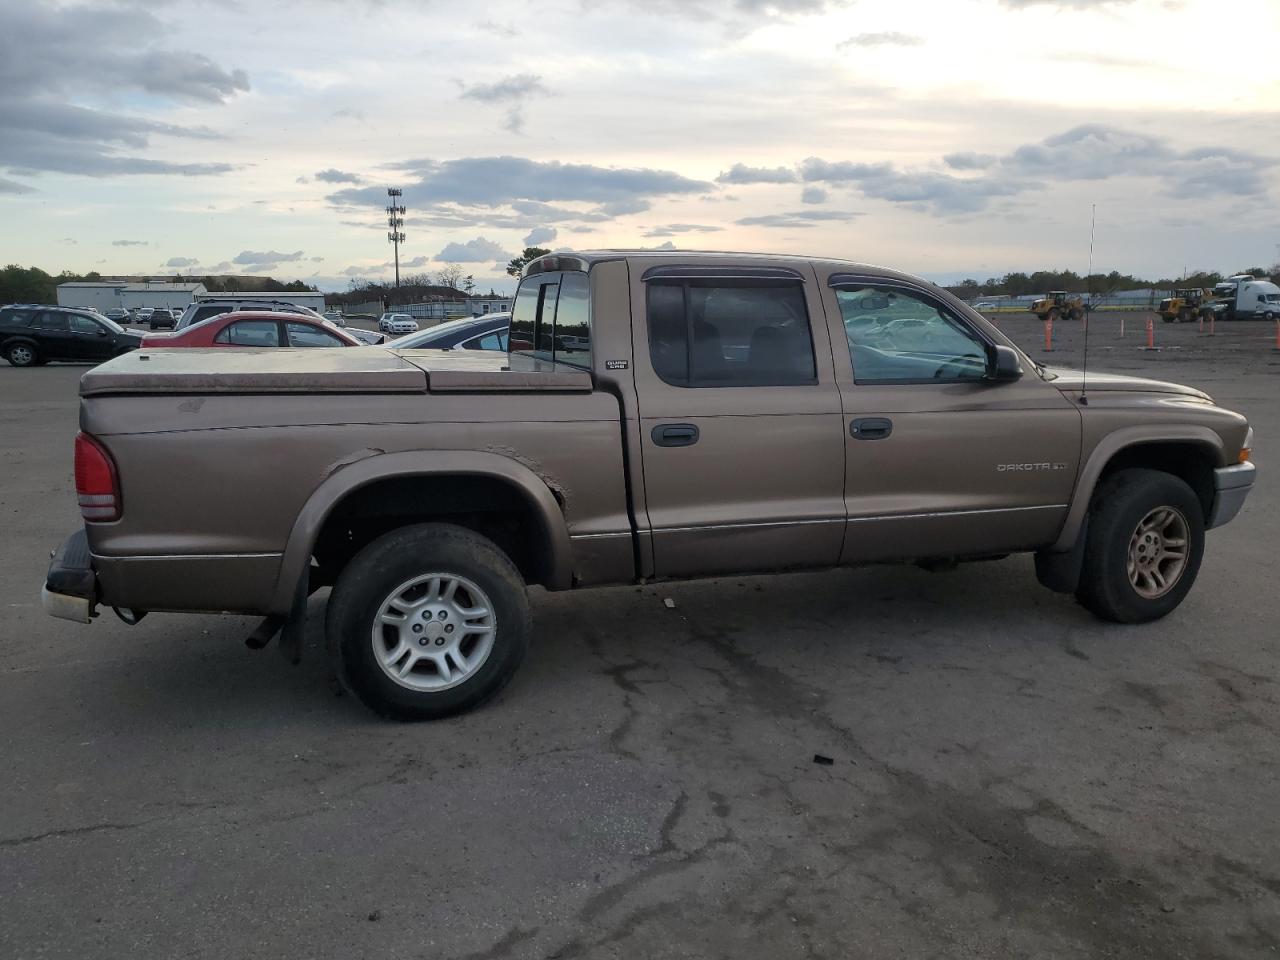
[43,251,1256,719]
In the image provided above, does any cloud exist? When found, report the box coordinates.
[295,176,309,184]
[0,176,34,194]
[332,107,367,121]
[943,151,996,171]
[0,6,242,184]
[643,223,725,238]
[0,6,248,104]
[801,186,828,204]
[233,249,306,265]
[59,237,77,245]
[435,237,513,263]
[165,256,199,267]
[112,239,148,247]
[523,226,558,246]
[459,74,550,133]
[309,255,325,262]
[314,168,364,184]
[736,210,859,227]
[460,74,549,104]
[836,32,924,48]
[342,264,386,277]
[329,157,711,232]
[403,256,431,268]
[1001,0,1135,6]
[205,262,234,273]
[1003,124,1275,197]
[717,163,797,184]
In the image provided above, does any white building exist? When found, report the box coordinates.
[468,296,513,315]
[56,281,207,312]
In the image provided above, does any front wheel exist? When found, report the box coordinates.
[1075,468,1205,623]
[326,523,531,720]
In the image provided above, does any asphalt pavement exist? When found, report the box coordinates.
[2,316,1278,959]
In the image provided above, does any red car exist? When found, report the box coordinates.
[140,311,365,349]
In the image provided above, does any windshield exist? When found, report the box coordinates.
[99,315,125,333]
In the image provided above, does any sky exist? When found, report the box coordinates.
[1,0,1277,294]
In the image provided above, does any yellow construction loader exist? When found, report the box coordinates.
[1156,288,1211,323]
[1030,291,1086,321]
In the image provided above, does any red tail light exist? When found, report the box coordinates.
[74,432,121,522]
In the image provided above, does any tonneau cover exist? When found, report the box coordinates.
[80,348,428,395]
[396,349,594,392]
[79,347,595,396]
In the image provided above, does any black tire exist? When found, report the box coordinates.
[1047,307,1060,322]
[326,523,531,720]
[1178,308,1192,323]
[1075,468,1205,623]
[1069,307,1084,321]
[4,342,38,367]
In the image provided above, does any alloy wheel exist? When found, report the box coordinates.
[1126,506,1190,599]
[371,573,497,691]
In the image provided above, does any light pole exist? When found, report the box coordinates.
[386,187,405,290]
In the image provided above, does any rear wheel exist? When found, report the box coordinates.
[1075,468,1205,623]
[4,342,37,367]
[1047,307,1061,322]
[1069,307,1084,321]
[326,523,531,720]
[1178,307,1192,323]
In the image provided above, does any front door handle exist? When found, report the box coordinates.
[850,417,893,440]
[652,423,700,447]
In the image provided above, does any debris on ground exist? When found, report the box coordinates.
[663,597,676,609]
[813,754,834,766]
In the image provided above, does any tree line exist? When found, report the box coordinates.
[944,265,1279,300]
[0,264,317,305]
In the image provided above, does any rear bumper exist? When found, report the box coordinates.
[43,529,97,624]
[1207,461,1255,529]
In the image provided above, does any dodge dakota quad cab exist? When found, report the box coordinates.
[43,251,1257,719]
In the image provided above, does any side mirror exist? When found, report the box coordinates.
[987,344,1023,382]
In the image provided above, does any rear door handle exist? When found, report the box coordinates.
[850,417,893,440]
[652,423,700,447]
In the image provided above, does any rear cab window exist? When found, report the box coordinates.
[510,270,591,369]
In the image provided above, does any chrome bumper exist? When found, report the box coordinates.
[1207,461,1255,530]
[43,529,98,624]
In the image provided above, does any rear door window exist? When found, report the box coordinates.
[214,320,281,346]
[69,315,103,335]
[285,322,345,347]
[34,312,70,332]
[646,279,815,386]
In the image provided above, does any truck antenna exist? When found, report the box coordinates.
[1080,203,1095,406]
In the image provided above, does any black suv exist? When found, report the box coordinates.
[148,308,176,330]
[0,305,142,367]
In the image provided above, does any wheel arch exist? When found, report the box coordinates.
[269,450,572,614]
[2,335,41,358]
[1050,426,1224,553]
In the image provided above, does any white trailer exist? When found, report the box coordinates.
[1209,275,1280,321]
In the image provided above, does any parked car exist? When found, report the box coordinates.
[104,308,131,323]
[384,314,514,351]
[379,313,420,335]
[148,308,176,330]
[323,312,346,327]
[974,301,997,310]
[340,326,389,346]
[141,310,366,349]
[135,308,154,323]
[0,304,142,366]
[176,298,327,331]
[41,250,1255,723]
